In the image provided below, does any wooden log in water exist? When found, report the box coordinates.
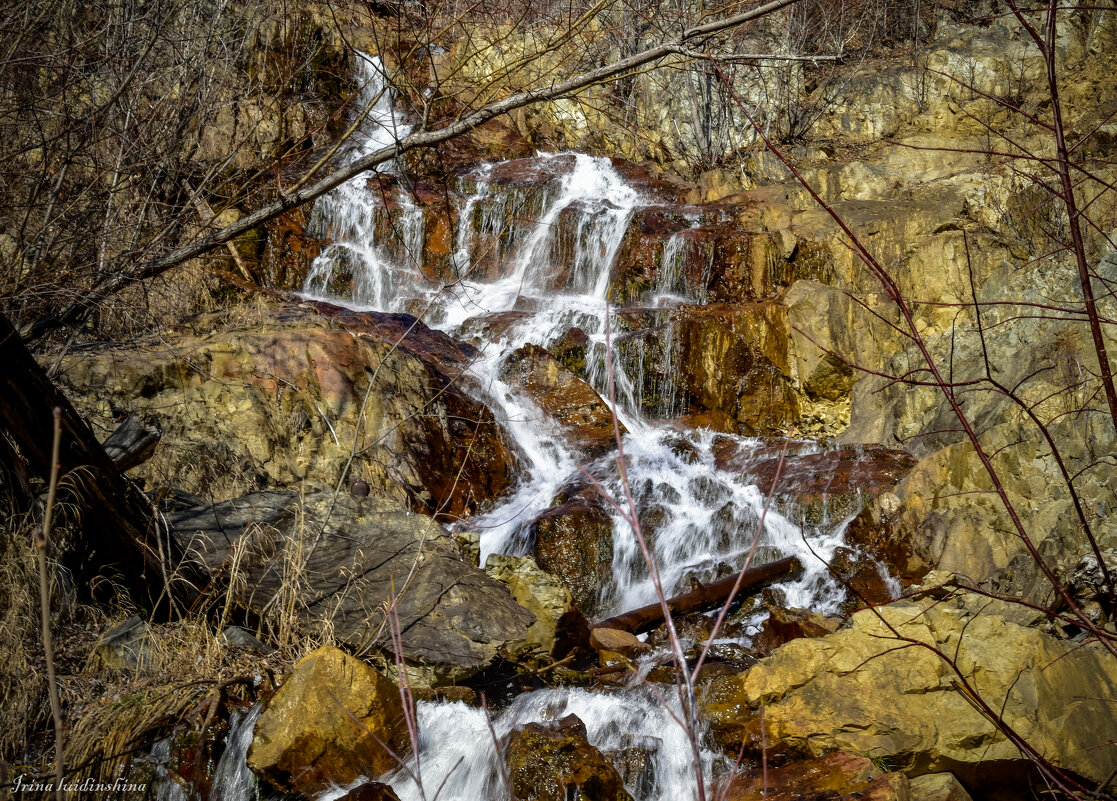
[594,556,803,634]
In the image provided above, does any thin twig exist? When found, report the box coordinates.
[37,407,64,801]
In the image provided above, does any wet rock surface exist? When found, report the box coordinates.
[827,546,895,608]
[337,783,403,801]
[754,606,840,657]
[719,751,907,801]
[714,440,917,524]
[530,490,616,617]
[609,302,800,433]
[505,714,634,801]
[500,343,624,459]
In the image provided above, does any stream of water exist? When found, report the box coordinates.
[235,54,859,801]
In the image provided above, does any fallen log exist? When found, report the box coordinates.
[594,556,803,634]
[0,313,207,611]
[101,416,161,471]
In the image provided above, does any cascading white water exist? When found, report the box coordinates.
[315,689,719,801]
[211,707,263,801]
[300,81,847,614]
[384,690,717,801]
[283,53,866,801]
[303,53,420,309]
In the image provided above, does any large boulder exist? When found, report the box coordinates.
[847,416,1117,594]
[171,491,535,683]
[701,589,1117,791]
[676,302,799,435]
[846,248,1117,597]
[248,646,407,796]
[56,302,515,518]
[530,492,616,617]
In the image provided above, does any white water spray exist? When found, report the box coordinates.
[211,707,262,801]
[381,690,718,801]
[278,52,875,801]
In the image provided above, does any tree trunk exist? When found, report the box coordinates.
[0,313,207,611]
[594,556,802,634]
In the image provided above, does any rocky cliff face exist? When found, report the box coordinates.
[59,303,516,517]
[34,5,1117,799]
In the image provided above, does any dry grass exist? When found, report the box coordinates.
[0,518,53,766]
[0,487,328,796]
[56,616,293,790]
[95,261,225,342]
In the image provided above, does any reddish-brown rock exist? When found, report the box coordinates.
[458,310,534,344]
[714,440,917,524]
[531,493,615,616]
[549,327,591,375]
[500,343,624,459]
[755,606,841,657]
[261,205,322,289]
[338,783,402,801]
[610,206,709,306]
[715,443,918,500]
[308,302,516,519]
[589,627,651,658]
[845,501,929,586]
[829,545,895,608]
[718,751,908,801]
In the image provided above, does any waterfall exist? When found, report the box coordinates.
[303,53,420,309]
[379,690,718,801]
[299,96,846,614]
[211,707,262,801]
[279,52,864,801]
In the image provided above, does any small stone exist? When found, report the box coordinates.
[589,627,651,657]
[910,773,973,801]
[337,783,401,801]
[96,615,155,671]
[454,530,481,566]
[220,626,273,653]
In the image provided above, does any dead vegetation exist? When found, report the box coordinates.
[0,482,326,795]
